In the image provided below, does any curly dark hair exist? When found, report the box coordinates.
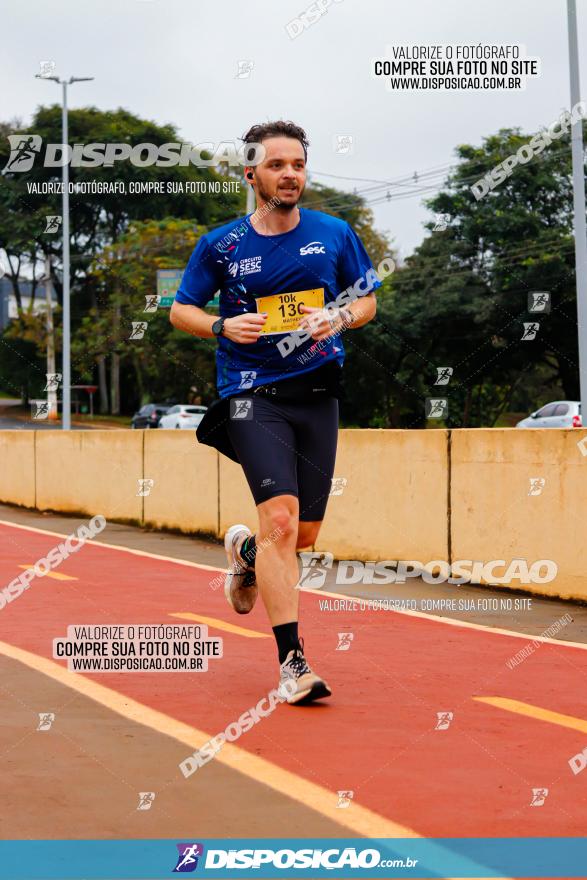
[242,120,309,162]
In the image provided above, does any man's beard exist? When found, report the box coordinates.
[257,180,305,211]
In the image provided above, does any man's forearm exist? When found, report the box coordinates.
[170,302,217,338]
[342,292,377,329]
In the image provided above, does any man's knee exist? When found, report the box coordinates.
[259,497,298,542]
[297,521,321,549]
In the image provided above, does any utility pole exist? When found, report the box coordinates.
[35,72,94,429]
[567,0,587,420]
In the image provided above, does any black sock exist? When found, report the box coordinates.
[240,534,257,568]
[273,622,300,664]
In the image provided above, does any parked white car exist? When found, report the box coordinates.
[516,400,582,428]
[158,405,208,429]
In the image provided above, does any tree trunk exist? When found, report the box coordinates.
[111,352,120,415]
[462,387,472,427]
[90,286,109,414]
[110,301,121,415]
[132,351,145,405]
[97,356,109,414]
[8,268,22,312]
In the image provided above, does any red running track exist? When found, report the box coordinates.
[1,520,586,839]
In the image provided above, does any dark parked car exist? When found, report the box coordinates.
[131,403,170,429]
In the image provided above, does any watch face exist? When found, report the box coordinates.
[212,318,224,336]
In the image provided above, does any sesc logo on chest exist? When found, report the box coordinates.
[300,241,326,255]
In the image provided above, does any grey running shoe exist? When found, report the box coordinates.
[224,524,258,615]
[278,642,331,705]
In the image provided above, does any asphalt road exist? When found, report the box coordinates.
[2,504,587,854]
[0,415,98,430]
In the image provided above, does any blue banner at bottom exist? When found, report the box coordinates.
[0,837,586,879]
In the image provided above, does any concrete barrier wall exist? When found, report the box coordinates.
[1,427,585,601]
[35,431,143,521]
[0,431,35,509]
[144,431,218,535]
[316,429,448,560]
[450,428,586,601]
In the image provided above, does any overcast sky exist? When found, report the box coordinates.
[2,0,585,258]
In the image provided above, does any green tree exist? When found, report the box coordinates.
[344,125,584,427]
[0,107,243,406]
[80,218,216,413]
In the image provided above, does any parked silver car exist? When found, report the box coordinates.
[516,400,582,428]
[158,404,208,429]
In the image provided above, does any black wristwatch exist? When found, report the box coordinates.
[212,317,226,337]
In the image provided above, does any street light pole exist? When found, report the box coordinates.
[567,0,587,421]
[61,80,71,429]
[35,73,93,430]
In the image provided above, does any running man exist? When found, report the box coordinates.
[170,120,379,704]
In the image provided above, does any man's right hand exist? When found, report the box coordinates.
[223,312,268,344]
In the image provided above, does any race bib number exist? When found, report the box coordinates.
[256,288,325,335]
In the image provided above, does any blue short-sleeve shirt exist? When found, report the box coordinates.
[175,207,380,398]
